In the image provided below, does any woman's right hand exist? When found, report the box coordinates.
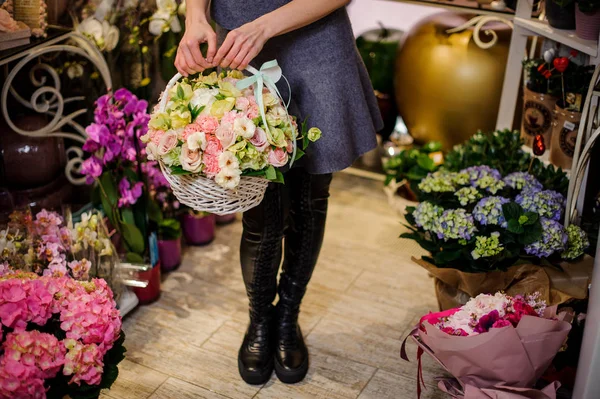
[175,21,217,77]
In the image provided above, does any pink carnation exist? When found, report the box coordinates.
[204,135,223,156]
[203,153,221,178]
[148,129,165,146]
[3,330,66,379]
[181,123,203,142]
[221,111,240,126]
[245,97,259,119]
[235,97,250,112]
[63,339,104,386]
[492,319,512,329]
[196,115,219,134]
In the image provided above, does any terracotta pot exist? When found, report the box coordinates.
[550,104,581,170]
[521,87,558,148]
[215,213,237,225]
[182,213,216,245]
[546,1,576,30]
[158,238,182,272]
[134,264,161,305]
[576,8,600,40]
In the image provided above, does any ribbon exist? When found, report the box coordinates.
[236,60,297,167]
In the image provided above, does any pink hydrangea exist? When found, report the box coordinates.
[196,115,219,134]
[3,331,66,379]
[62,339,104,386]
[0,277,53,330]
[0,359,46,399]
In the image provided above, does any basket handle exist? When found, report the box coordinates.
[158,72,183,114]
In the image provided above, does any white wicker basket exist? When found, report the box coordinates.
[156,73,269,216]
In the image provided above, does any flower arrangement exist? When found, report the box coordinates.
[81,88,153,264]
[403,165,589,272]
[0,268,125,398]
[142,70,322,190]
[403,291,571,398]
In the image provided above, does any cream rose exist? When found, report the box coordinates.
[233,117,256,139]
[190,88,219,109]
[218,151,240,170]
[180,143,203,173]
[250,127,270,152]
[157,130,178,156]
[216,123,236,149]
[267,147,288,168]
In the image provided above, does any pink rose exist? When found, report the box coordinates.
[216,123,236,149]
[181,123,202,142]
[157,130,178,156]
[235,97,250,112]
[196,115,220,134]
[245,97,259,119]
[203,153,221,178]
[267,147,288,167]
[180,144,203,173]
[221,111,239,126]
[250,127,270,152]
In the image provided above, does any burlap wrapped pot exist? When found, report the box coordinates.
[521,87,558,148]
[550,104,582,170]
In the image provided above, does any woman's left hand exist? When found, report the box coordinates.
[212,21,271,70]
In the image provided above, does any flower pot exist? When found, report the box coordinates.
[134,264,161,304]
[576,8,600,40]
[546,1,576,30]
[182,213,216,245]
[215,213,237,225]
[521,87,558,148]
[158,238,182,272]
[550,104,582,170]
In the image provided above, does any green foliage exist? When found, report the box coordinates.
[444,130,569,195]
[383,141,442,187]
[158,218,182,240]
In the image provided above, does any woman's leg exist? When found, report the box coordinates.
[274,168,333,383]
[238,182,286,384]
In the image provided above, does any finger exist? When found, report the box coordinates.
[181,45,202,74]
[221,41,243,69]
[189,41,211,70]
[238,49,258,71]
[178,49,194,76]
[229,45,250,70]
[174,53,187,76]
[205,31,217,64]
[213,32,236,66]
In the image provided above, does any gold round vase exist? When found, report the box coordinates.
[394,13,511,150]
[550,105,581,170]
[521,87,558,148]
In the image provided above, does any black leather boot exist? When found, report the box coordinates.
[274,170,332,384]
[238,183,285,385]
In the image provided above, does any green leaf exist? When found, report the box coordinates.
[99,172,118,227]
[274,169,285,184]
[521,220,543,245]
[121,222,145,255]
[265,165,277,181]
[423,141,442,153]
[507,219,525,234]
[215,93,226,100]
[434,250,462,264]
[176,84,184,100]
[170,165,194,175]
[294,148,305,161]
[125,252,145,263]
[416,154,435,171]
[147,199,163,223]
[502,202,523,221]
[159,218,182,239]
[188,104,205,122]
[121,208,136,226]
[242,169,267,177]
[384,174,395,186]
[522,212,539,225]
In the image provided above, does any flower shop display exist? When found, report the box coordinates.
[575,0,600,39]
[546,0,577,29]
[182,211,216,246]
[81,88,162,303]
[142,62,322,214]
[401,291,572,398]
[401,163,593,310]
[0,268,125,398]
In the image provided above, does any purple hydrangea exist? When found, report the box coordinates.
[515,189,565,221]
[473,196,510,227]
[503,172,543,192]
[433,209,476,242]
[524,218,568,258]
[460,166,502,183]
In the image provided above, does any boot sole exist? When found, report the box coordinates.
[237,355,274,385]
[274,355,309,384]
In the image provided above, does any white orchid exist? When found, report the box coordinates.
[149,0,182,36]
[77,17,120,52]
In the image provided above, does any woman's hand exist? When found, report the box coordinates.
[212,21,271,71]
[175,21,217,76]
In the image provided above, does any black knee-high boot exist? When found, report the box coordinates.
[274,170,332,383]
[238,183,285,384]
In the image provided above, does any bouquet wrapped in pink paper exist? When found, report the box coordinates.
[402,292,572,399]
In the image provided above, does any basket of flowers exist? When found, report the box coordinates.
[142,60,322,215]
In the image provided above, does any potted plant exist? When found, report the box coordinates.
[546,0,577,29]
[182,210,216,245]
[216,213,237,225]
[576,0,600,39]
[521,59,561,148]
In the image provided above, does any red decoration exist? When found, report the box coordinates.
[553,57,570,73]
[543,70,552,78]
[570,50,579,58]
[533,134,546,156]
[537,64,546,72]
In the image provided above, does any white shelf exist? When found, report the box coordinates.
[384,0,515,18]
[514,17,598,57]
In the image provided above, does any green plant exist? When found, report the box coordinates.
[158,218,181,240]
[577,0,600,13]
[522,59,562,94]
[384,141,443,187]
[444,130,569,195]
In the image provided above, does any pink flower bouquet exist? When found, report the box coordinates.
[402,292,572,399]
[0,268,125,399]
[142,65,322,191]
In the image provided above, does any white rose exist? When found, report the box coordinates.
[187,131,207,151]
[218,151,240,170]
[180,143,203,173]
[215,167,242,190]
[233,117,256,139]
[190,88,219,109]
[157,130,178,156]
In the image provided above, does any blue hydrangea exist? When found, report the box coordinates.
[460,166,502,183]
[473,175,506,194]
[561,224,589,260]
[418,171,456,193]
[454,186,482,206]
[413,201,444,231]
[503,172,543,192]
[524,218,568,258]
[515,189,565,221]
[433,209,476,242]
[471,232,504,260]
[473,196,510,227]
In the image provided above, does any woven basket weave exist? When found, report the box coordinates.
[156,73,269,215]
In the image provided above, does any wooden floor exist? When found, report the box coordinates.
[102,173,448,399]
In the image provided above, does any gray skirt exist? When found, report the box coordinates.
[212,3,383,174]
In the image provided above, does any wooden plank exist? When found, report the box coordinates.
[358,369,447,399]
[100,360,168,399]
[149,378,230,399]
